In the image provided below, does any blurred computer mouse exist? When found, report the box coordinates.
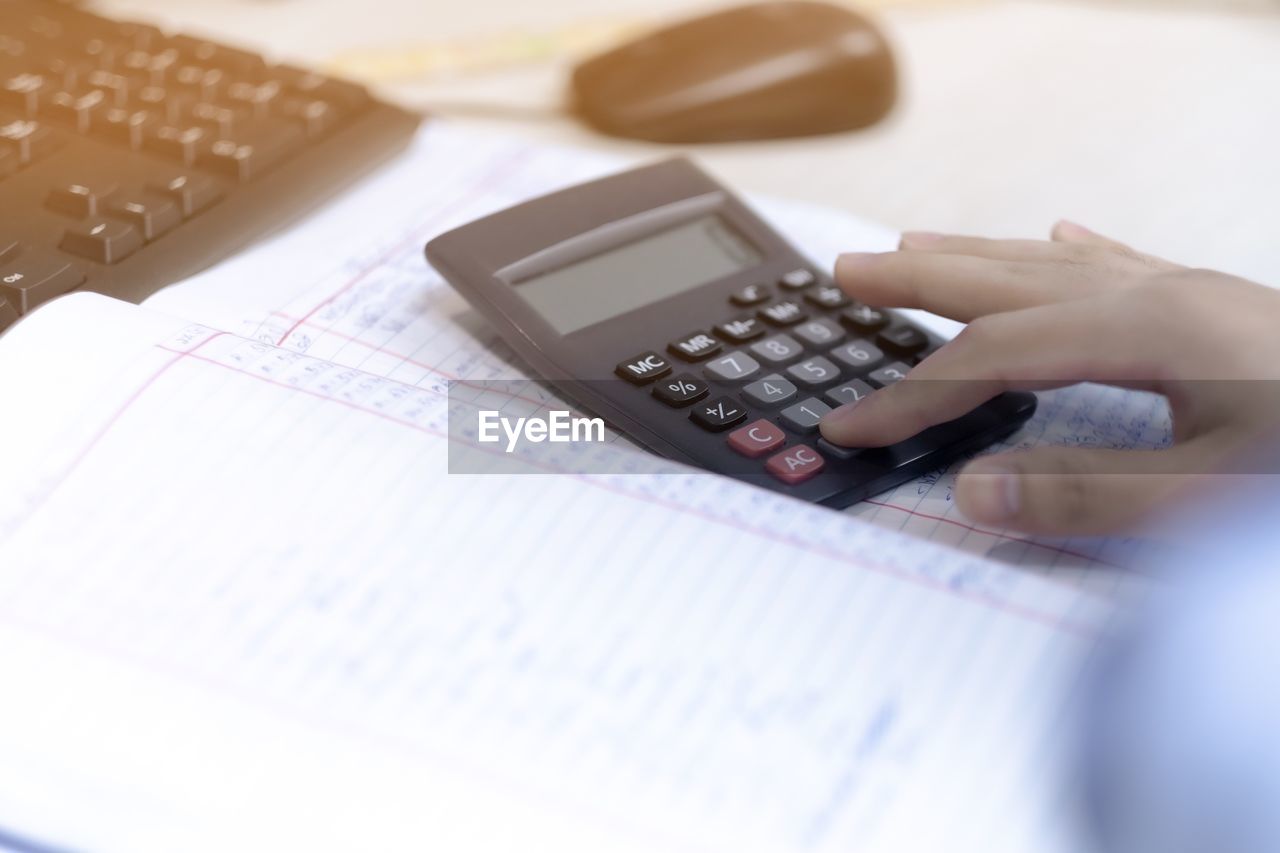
[570,1,897,144]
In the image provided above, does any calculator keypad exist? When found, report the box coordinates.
[780,398,832,433]
[742,374,798,407]
[616,270,936,491]
[750,334,803,364]
[669,331,722,362]
[705,351,761,383]
[714,316,765,343]
[758,300,807,326]
[786,357,840,388]
[728,419,786,458]
[792,317,845,348]
[830,341,884,371]
[691,396,749,432]
[653,373,710,407]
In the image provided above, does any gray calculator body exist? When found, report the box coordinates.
[426,158,1035,508]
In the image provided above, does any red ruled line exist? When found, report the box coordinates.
[274,149,534,347]
[863,498,1123,570]
[150,347,1093,636]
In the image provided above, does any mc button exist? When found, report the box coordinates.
[616,351,671,385]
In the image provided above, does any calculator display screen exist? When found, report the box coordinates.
[515,215,762,334]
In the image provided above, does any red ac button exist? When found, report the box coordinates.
[765,444,826,485]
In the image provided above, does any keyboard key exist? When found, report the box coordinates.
[668,330,722,362]
[93,107,157,149]
[868,362,912,387]
[841,303,890,333]
[652,373,709,408]
[804,284,849,309]
[779,268,817,290]
[223,80,282,118]
[704,351,760,383]
[742,374,798,407]
[168,37,267,76]
[829,340,885,372]
[0,118,59,165]
[779,398,832,434]
[786,357,841,388]
[59,219,143,264]
[758,299,806,326]
[0,242,18,265]
[766,444,826,485]
[0,254,85,312]
[147,172,223,218]
[0,294,18,332]
[792,317,845,348]
[184,101,241,136]
[730,283,770,306]
[198,118,303,181]
[877,325,930,356]
[46,180,117,218]
[690,396,748,432]
[1,72,52,114]
[144,124,207,165]
[750,333,802,365]
[277,97,340,138]
[41,89,107,132]
[713,315,765,343]
[616,350,672,385]
[727,419,786,459]
[171,65,226,100]
[824,379,875,408]
[106,193,181,240]
[817,438,861,461]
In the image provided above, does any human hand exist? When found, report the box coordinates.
[819,222,1280,535]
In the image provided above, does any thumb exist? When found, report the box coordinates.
[955,445,1216,536]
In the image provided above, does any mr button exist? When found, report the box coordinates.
[765,445,826,485]
[616,350,671,385]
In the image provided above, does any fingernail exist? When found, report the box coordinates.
[900,231,945,246]
[1054,220,1095,239]
[960,462,1021,524]
[835,252,880,275]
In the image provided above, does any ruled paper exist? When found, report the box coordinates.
[146,122,1170,575]
[0,292,1101,853]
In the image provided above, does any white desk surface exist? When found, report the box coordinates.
[101,0,1280,285]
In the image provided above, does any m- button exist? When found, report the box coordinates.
[765,444,826,485]
[727,419,786,458]
[615,350,671,385]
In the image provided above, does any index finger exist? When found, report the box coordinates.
[834,250,1091,323]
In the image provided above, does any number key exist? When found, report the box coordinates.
[779,269,817,290]
[869,362,912,387]
[824,379,875,408]
[705,351,761,383]
[792,317,845,348]
[742,374,798,407]
[829,340,885,372]
[786,357,840,388]
[750,333,803,365]
[780,398,832,434]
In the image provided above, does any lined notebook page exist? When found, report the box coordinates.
[147,122,1170,577]
[0,294,1100,853]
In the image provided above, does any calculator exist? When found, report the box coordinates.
[426,159,1035,508]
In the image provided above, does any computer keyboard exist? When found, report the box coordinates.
[0,0,421,332]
